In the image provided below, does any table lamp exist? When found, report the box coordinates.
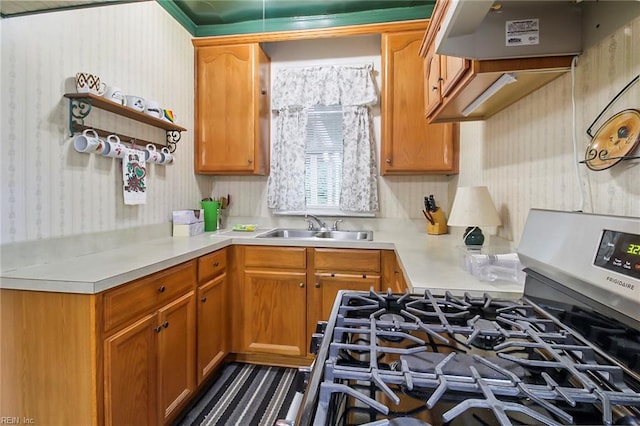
[447,186,502,247]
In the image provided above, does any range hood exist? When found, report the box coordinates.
[436,0,640,60]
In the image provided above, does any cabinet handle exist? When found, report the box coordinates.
[213,261,219,267]
[315,282,320,288]
[163,321,169,328]
[154,326,162,333]
[260,89,267,95]
[201,296,208,303]
[385,158,391,164]
[299,282,305,288]
[158,285,166,293]
[248,159,253,164]
[432,86,438,91]
[362,273,367,279]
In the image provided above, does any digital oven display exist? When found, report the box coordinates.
[594,229,640,280]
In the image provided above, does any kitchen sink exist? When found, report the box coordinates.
[257,228,373,241]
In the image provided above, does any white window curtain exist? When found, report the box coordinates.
[267,65,379,212]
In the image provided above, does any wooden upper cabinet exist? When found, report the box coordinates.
[441,55,469,98]
[424,42,442,117]
[381,30,459,175]
[195,43,270,175]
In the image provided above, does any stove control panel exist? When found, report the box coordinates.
[594,229,640,280]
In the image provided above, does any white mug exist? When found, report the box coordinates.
[75,72,105,95]
[158,147,174,165]
[102,134,126,158]
[103,86,124,105]
[73,129,104,154]
[162,109,177,123]
[144,144,163,164]
[144,100,163,119]
[124,95,145,112]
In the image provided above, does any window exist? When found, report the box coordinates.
[267,64,378,214]
[304,105,343,209]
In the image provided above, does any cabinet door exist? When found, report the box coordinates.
[424,42,442,117]
[243,269,307,356]
[441,56,470,98]
[157,291,196,423]
[195,44,269,175]
[197,273,227,385]
[104,314,157,426]
[313,273,381,320]
[381,30,458,174]
[381,250,408,294]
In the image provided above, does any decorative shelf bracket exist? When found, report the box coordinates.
[166,131,181,153]
[69,97,93,136]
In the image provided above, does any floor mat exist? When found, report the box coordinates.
[175,362,298,426]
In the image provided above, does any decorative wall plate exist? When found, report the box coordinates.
[584,109,640,171]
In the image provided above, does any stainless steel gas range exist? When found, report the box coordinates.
[295,209,640,426]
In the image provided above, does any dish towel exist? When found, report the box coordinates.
[122,148,147,205]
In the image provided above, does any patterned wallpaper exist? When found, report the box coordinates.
[0,2,211,244]
[456,16,640,243]
[1,4,637,246]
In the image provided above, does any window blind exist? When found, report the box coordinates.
[304,105,343,208]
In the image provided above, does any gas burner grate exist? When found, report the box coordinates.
[315,289,640,426]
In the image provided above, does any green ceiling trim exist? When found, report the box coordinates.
[157,1,433,37]
[157,0,197,35]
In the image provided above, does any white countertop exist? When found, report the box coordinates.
[0,225,524,298]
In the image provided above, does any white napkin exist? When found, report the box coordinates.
[122,148,147,205]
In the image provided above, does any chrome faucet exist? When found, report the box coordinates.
[304,214,328,231]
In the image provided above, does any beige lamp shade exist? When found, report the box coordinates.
[447,186,502,227]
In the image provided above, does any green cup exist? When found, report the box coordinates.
[200,200,220,232]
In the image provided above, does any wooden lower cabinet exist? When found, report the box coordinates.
[104,313,158,426]
[157,292,196,423]
[0,245,394,424]
[243,269,307,356]
[237,246,384,361]
[197,273,227,384]
[0,290,98,426]
[103,291,196,426]
[308,248,381,340]
[196,249,228,385]
[382,250,408,293]
[313,272,380,320]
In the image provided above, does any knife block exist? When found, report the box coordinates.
[426,208,448,235]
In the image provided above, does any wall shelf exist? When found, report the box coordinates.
[64,93,187,152]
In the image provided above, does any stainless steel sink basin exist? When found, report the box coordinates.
[257,228,373,241]
[314,230,373,240]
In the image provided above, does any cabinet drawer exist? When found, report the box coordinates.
[244,246,306,269]
[314,248,380,272]
[103,260,196,333]
[198,249,227,283]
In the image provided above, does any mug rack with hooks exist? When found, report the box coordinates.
[64,93,186,153]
